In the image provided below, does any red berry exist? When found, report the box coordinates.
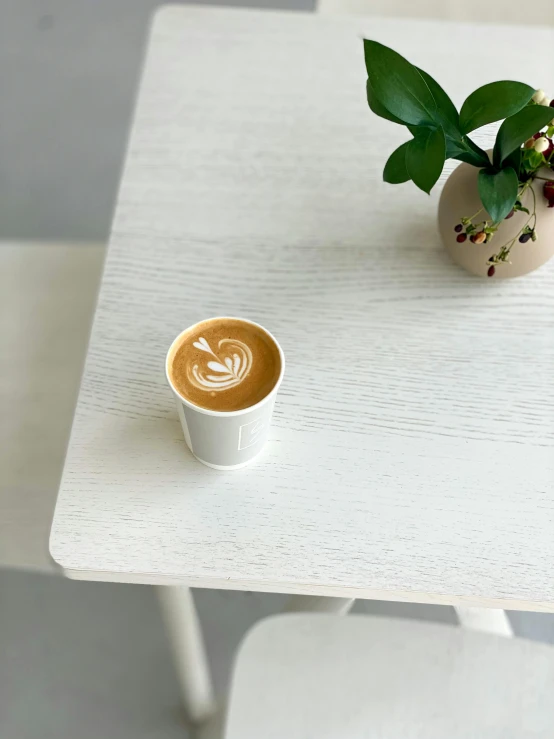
[474,231,486,244]
[533,132,543,139]
[470,234,476,243]
[505,209,515,219]
[550,100,554,107]
[544,180,554,201]
[487,265,495,277]
[454,224,463,233]
[456,233,467,243]
[549,199,554,208]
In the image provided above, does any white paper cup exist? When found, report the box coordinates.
[165,317,285,470]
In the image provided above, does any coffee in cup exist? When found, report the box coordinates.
[169,317,282,412]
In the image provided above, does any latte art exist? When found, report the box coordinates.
[169,317,282,412]
[188,337,253,392]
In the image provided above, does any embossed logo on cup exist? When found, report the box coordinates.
[188,336,253,392]
[238,417,266,450]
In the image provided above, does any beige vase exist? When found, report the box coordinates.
[438,161,554,279]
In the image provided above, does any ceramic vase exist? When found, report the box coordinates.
[438,161,554,279]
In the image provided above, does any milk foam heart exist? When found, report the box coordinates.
[188,336,253,391]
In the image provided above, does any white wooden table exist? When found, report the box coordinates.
[50,4,554,724]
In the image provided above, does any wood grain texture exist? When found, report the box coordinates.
[227,615,554,738]
[50,7,554,608]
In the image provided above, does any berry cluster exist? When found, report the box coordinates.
[525,131,554,157]
[453,205,522,278]
[453,207,516,246]
[454,222,489,244]
[532,89,554,107]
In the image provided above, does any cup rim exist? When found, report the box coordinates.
[165,316,285,417]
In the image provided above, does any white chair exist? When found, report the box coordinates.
[225,614,554,738]
[315,0,554,25]
[0,242,104,571]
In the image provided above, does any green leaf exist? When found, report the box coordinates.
[464,137,491,166]
[527,150,545,169]
[383,141,411,183]
[503,146,522,177]
[443,133,489,167]
[460,81,535,133]
[449,136,490,168]
[363,40,436,126]
[445,137,465,159]
[452,150,486,167]
[416,67,460,136]
[478,167,519,223]
[366,79,404,125]
[493,104,554,166]
[406,127,446,194]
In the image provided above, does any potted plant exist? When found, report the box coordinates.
[363,40,554,278]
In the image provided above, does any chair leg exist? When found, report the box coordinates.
[284,595,356,614]
[455,606,513,637]
[157,586,217,725]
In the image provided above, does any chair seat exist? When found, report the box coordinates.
[226,614,554,738]
[0,242,104,571]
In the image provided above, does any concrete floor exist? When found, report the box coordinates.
[3,1,554,737]
[4,570,554,739]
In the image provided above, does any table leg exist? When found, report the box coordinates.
[284,595,356,614]
[190,707,226,739]
[157,586,217,725]
[454,606,513,637]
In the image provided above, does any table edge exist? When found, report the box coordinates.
[54,564,554,613]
